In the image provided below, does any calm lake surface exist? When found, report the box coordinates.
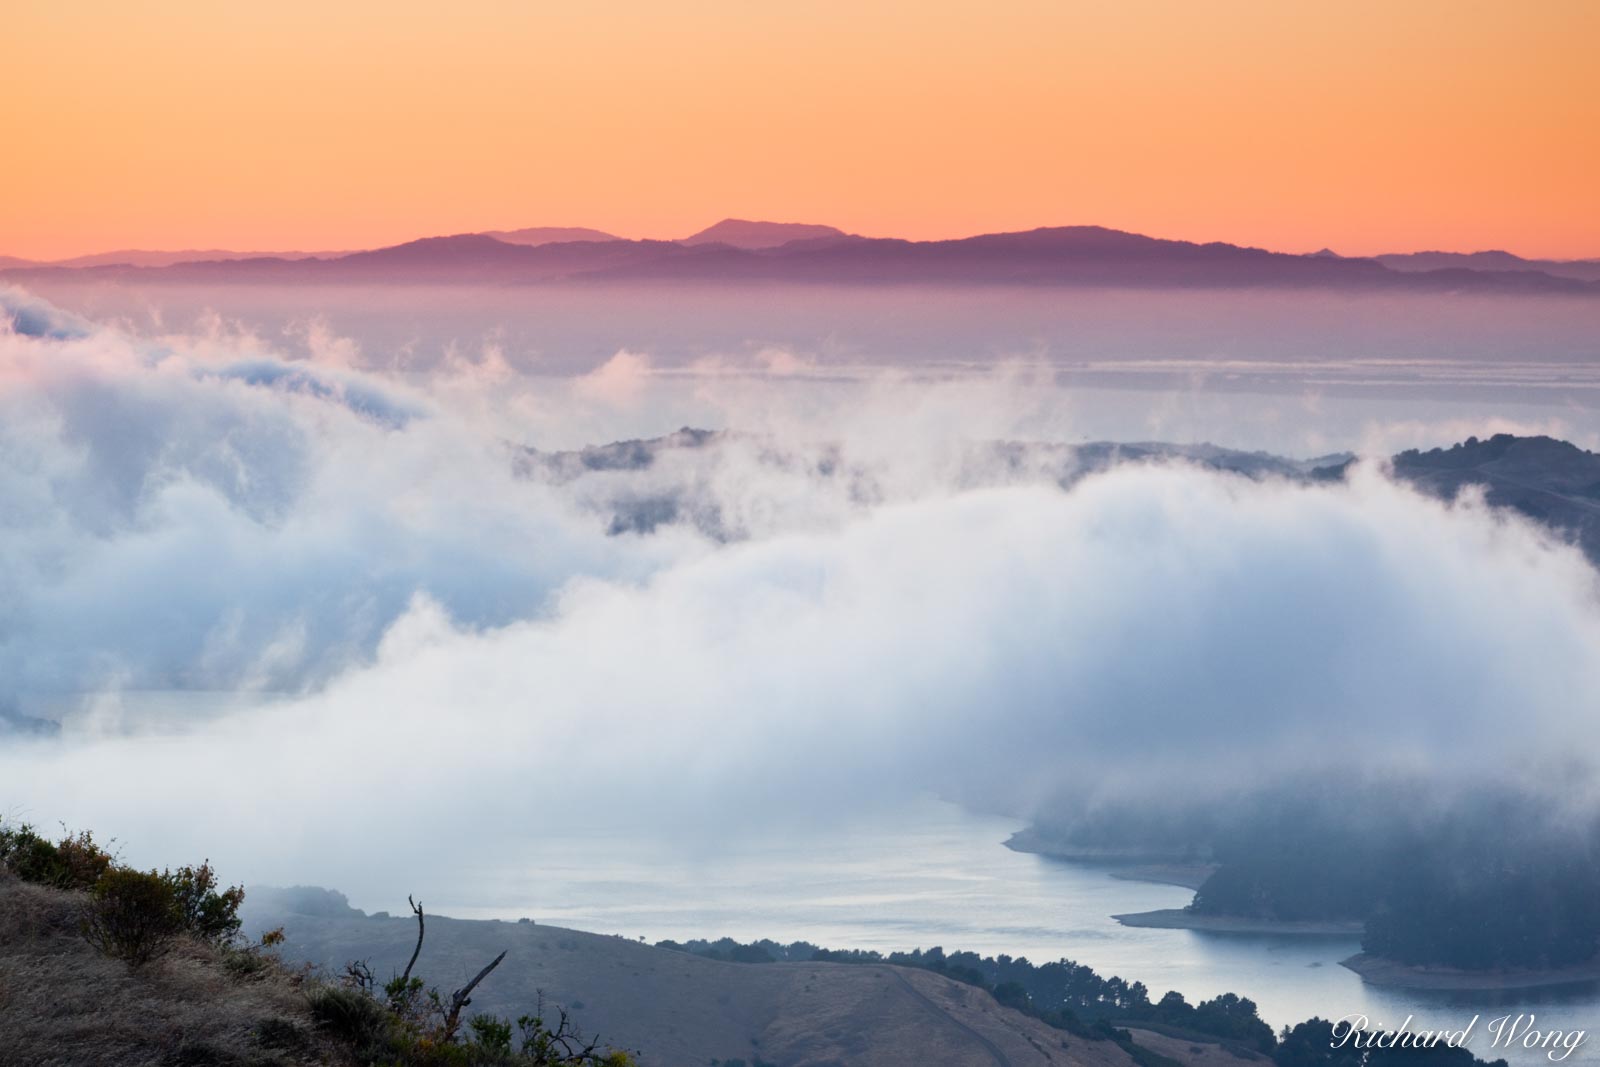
[416,797,1600,1065]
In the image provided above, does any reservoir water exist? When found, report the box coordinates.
[419,797,1600,1065]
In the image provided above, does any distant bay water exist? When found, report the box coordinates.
[24,280,1600,457]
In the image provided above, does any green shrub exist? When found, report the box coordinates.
[308,983,394,1053]
[513,1003,637,1066]
[81,867,184,967]
[222,943,277,982]
[382,971,433,1025]
[0,823,115,891]
[2,826,65,885]
[254,1015,315,1053]
[70,851,246,967]
[161,1039,253,1066]
[467,1015,514,1055]
[55,829,115,889]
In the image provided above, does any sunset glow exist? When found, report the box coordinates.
[4,0,1597,261]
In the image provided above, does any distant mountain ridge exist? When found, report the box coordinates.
[42,248,345,269]
[1353,249,1600,284]
[484,225,620,246]
[6,221,1597,294]
[681,218,849,248]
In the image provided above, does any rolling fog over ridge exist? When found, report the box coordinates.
[6,282,1600,914]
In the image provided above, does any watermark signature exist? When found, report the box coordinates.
[1333,1014,1587,1062]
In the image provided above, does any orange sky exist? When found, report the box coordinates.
[3,0,1597,261]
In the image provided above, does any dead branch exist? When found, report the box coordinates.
[398,895,424,986]
[520,992,620,1063]
[550,1005,603,1059]
[343,958,375,994]
[443,949,508,1039]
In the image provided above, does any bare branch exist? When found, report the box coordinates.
[398,895,424,986]
[443,949,508,1039]
[343,958,375,994]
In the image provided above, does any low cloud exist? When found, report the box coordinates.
[3,287,1599,905]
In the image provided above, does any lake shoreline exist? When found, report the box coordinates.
[1112,909,1364,935]
[1105,865,1217,891]
[1340,952,1600,991]
[1003,830,1216,890]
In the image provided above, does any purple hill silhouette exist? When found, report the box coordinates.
[682,219,848,249]
[5,225,1596,295]
[1374,250,1600,284]
[31,248,340,269]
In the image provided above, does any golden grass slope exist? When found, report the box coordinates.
[0,869,329,1067]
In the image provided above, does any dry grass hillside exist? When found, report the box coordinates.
[244,889,1162,1067]
[0,869,330,1067]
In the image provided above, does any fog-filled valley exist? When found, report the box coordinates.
[5,281,1600,857]
[7,280,1600,1063]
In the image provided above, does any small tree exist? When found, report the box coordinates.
[167,861,245,943]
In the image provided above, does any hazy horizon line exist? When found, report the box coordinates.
[11,218,1600,268]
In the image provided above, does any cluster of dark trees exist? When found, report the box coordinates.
[1362,843,1600,969]
[1187,793,1600,970]
[659,936,1274,1052]
[1275,1020,1508,1067]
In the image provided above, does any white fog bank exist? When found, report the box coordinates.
[3,285,1599,897]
